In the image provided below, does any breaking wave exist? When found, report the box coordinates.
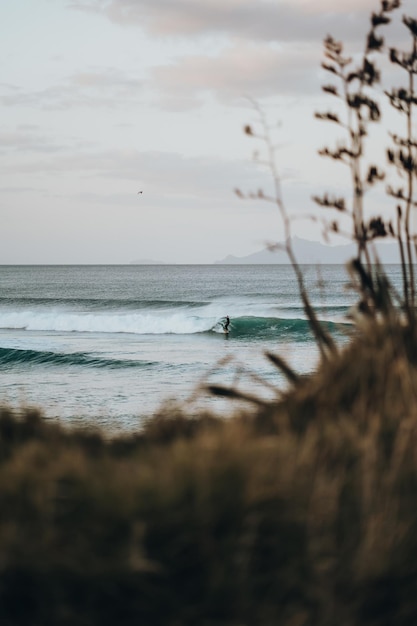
[0,305,350,339]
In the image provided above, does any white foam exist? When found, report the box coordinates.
[0,299,266,335]
[0,308,219,335]
[0,300,349,335]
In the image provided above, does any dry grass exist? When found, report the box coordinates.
[1,318,417,624]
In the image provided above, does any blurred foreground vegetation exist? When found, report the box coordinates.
[2,315,417,625]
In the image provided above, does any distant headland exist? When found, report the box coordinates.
[130,258,166,265]
[215,237,402,265]
[129,238,402,265]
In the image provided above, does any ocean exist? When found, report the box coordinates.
[0,264,403,434]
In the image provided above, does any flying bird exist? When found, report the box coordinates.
[137,191,143,194]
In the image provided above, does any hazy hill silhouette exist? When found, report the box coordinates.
[215,237,402,264]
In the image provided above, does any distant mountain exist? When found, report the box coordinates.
[215,237,402,265]
[130,258,166,265]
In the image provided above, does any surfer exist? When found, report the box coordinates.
[223,315,230,333]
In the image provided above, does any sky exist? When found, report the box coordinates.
[0,0,415,264]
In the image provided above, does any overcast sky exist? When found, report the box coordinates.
[0,0,414,263]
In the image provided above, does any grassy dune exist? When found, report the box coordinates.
[2,317,417,625]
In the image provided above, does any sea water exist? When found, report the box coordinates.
[0,264,403,434]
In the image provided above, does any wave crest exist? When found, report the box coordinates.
[0,306,348,338]
[0,347,156,370]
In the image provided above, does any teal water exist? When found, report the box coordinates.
[0,264,403,433]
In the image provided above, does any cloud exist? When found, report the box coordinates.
[20,1,412,115]
[151,42,321,108]
[71,68,143,91]
[1,146,273,211]
[68,0,411,111]
[1,43,321,113]
[0,68,144,111]
[70,0,376,44]
[0,186,44,194]
[0,130,66,154]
